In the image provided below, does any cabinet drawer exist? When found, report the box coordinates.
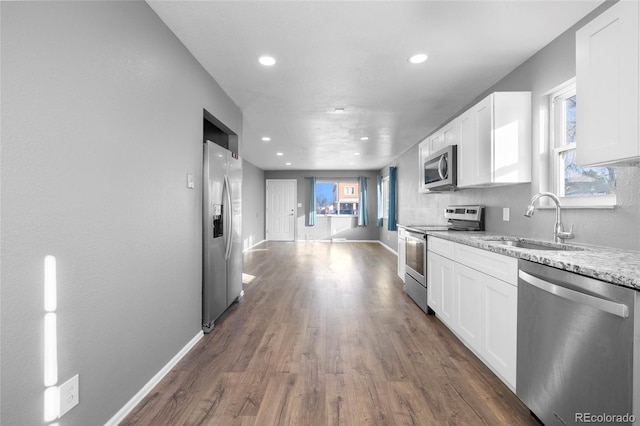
[398,227,407,238]
[454,244,517,285]
[428,236,455,259]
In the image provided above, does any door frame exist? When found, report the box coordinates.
[265,179,297,241]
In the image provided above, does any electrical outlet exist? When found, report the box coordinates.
[502,207,510,222]
[59,374,79,417]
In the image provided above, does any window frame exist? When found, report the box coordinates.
[315,180,359,217]
[549,78,616,208]
[382,176,390,219]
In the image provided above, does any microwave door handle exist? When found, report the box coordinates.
[437,155,447,180]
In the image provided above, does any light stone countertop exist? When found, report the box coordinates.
[420,230,640,291]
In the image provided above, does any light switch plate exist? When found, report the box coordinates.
[502,207,510,221]
[187,173,195,189]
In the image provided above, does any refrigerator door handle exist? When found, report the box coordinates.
[224,175,232,261]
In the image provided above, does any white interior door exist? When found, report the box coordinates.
[266,179,296,241]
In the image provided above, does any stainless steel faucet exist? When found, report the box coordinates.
[523,192,574,243]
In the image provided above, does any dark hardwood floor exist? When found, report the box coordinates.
[122,241,537,425]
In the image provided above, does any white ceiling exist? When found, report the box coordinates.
[147,0,603,171]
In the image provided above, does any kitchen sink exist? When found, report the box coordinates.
[481,237,584,251]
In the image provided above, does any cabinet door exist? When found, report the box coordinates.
[442,121,459,148]
[483,275,517,388]
[453,263,483,350]
[438,254,455,327]
[430,131,445,153]
[427,251,441,315]
[472,95,493,184]
[576,0,639,166]
[397,236,406,282]
[457,108,476,188]
[493,92,531,184]
[428,251,454,327]
[418,137,430,193]
[431,121,458,154]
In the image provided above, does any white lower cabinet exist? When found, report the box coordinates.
[427,251,454,328]
[428,237,517,390]
[453,263,483,350]
[482,274,517,388]
[397,228,406,282]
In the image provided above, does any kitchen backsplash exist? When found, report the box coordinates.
[380,144,640,251]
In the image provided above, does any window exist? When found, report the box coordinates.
[382,176,390,219]
[550,80,616,206]
[315,181,359,216]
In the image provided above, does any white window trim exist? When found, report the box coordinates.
[548,78,616,208]
[382,176,390,219]
[315,180,359,217]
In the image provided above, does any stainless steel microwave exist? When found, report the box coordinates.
[424,145,457,191]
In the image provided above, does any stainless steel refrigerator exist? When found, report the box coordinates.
[202,141,243,333]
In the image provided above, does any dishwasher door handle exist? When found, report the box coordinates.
[519,270,629,318]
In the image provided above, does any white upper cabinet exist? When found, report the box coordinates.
[576,1,640,166]
[431,121,459,154]
[457,92,531,188]
[418,91,530,193]
[418,136,431,193]
[418,121,459,193]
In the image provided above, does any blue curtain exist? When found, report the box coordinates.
[388,167,397,231]
[358,176,368,226]
[308,176,316,226]
[376,175,383,227]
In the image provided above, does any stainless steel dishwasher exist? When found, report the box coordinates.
[517,259,638,425]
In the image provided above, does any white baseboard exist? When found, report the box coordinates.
[377,240,398,256]
[105,330,204,425]
[242,239,266,252]
[295,239,383,243]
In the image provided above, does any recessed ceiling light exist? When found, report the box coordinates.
[261,136,271,142]
[360,136,369,141]
[349,162,355,165]
[408,53,428,64]
[285,162,292,166]
[259,56,276,66]
[276,152,284,156]
[354,152,360,156]
[333,108,345,113]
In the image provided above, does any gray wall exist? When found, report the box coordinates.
[380,2,640,251]
[242,159,266,250]
[264,170,380,241]
[1,2,242,424]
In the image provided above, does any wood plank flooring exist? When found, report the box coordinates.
[122,242,537,425]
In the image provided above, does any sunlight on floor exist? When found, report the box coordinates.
[242,273,256,284]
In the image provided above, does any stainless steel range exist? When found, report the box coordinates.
[403,205,484,313]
